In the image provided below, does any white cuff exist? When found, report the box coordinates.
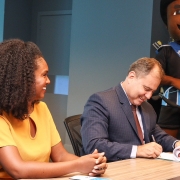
[130,145,137,158]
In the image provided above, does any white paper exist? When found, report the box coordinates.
[70,175,95,179]
[173,146,180,161]
[157,146,180,162]
[70,175,111,180]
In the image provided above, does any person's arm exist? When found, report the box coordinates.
[161,75,180,89]
[0,143,107,179]
[136,142,162,158]
[51,143,107,176]
[50,142,79,162]
[81,93,133,161]
[51,142,106,163]
[174,141,180,148]
[173,141,180,158]
[151,124,177,152]
[81,92,171,160]
[134,102,175,158]
[155,47,180,89]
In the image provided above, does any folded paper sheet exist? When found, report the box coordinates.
[70,175,111,180]
[157,146,180,162]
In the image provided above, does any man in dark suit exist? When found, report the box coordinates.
[81,57,180,162]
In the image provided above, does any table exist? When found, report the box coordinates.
[20,158,180,180]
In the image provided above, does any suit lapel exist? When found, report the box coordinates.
[115,84,141,142]
[139,105,150,143]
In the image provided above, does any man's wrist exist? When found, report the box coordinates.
[130,145,137,158]
[173,140,180,149]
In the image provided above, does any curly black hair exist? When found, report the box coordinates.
[0,39,43,120]
[160,0,175,25]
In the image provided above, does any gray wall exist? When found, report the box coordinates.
[3,0,72,41]
[3,0,32,41]
[0,0,5,42]
[31,0,72,42]
[150,0,169,57]
[67,0,154,117]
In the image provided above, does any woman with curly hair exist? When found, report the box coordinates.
[0,39,107,179]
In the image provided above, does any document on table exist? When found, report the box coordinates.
[157,146,180,162]
[70,175,111,180]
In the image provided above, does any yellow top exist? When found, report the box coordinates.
[0,101,61,178]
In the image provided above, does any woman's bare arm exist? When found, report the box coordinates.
[0,142,107,179]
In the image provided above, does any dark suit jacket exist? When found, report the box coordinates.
[81,83,176,162]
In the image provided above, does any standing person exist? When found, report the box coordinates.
[81,57,180,162]
[0,39,107,179]
[154,0,180,138]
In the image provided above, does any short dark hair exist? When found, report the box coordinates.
[160,0,175,25]
[0,39,43,120]
[128,57,164,79]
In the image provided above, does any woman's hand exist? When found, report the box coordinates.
[77,149,107,176]
[89,149,107,176]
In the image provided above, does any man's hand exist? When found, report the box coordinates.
[136,142,162,158]
[174,141,180,149]
[174,141,180,157]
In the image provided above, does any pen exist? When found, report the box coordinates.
[151,135,156,142]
